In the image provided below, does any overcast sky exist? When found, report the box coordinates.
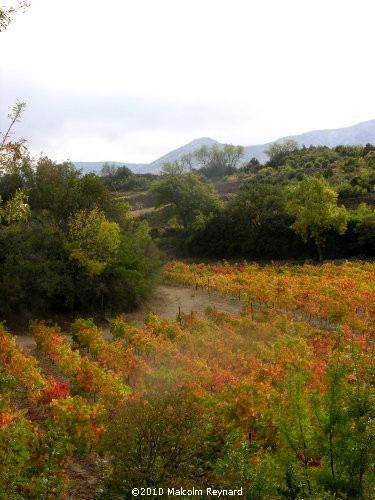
[1,0,375,163]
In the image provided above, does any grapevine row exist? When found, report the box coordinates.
[164,261,375,331]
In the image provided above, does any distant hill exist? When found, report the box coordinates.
[146,137,220,172]
[73,161,145,175]
[243,118,375,165]
[282,119,375,148]
[73,118,375,174]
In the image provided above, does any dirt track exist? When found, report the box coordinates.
[16,284,243,349]
[124,284,243,322]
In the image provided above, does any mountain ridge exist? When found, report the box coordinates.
[74,118,375,174]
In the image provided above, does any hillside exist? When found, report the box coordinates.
[73,118,375,174]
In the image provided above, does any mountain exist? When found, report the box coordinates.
[73,118,375,174]
[73,161,146,175]
[281,119,375,148]
[243,118,375,165]
[146,137,220,172]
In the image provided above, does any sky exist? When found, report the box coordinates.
[1,0,375,164]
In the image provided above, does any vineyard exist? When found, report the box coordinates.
[1,261,374,498]
[164,260,375,331]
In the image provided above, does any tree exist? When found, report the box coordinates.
[100,163,132,180]
[194,144,244,178]
[100,162,118,178]
[160,161,185,176]
[151,172,222,231]
[0,188,30,223]
[287,176,347,260]
[240,157,261,174]
[0,101,27,171]
[0,213,70,318]
[264,140,300,167]
[0,102,30,223]
[226,182,294,258]
[28,157,82,219]
[351,202,375,253]
[68,207,121,275]
[0,1,29,32]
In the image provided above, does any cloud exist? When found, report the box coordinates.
[2,78,258,161]
[1,0,375,162]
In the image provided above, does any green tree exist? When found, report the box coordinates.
[103,220,161,310]
[100,162,119,178]
[27,157,81,218]
[0,213,71,318]
[194,144,244,178]
[264,140,300,168]
[151,172,222,231]
[226,182,293,257]
[287,176,347,260]
[160,160,185,176]
[18,157,130,227]
[351,203,375,253]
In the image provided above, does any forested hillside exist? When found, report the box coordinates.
[100,141,375,261]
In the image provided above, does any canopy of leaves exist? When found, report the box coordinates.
[0,151,160,321]
[264,139,300,167]
[194,143,244,178]
[68,208,121,275]
[287,176,347,258]
[151,172,222,231]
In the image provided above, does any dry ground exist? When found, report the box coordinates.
[16,284,242,348]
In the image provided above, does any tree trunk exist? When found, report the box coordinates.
[317,243,323,261]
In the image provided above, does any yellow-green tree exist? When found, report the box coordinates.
[287,176,347,260]
[68,207,120,275]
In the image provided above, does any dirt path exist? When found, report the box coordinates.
[66,455,100,500]
[123,284,243,322]
[16,284,243,348]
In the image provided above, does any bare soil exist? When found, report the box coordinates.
[122,284,243,322]
[15,284,243,349]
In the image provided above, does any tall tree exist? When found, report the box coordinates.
[287,176,347,260]
[194,144,244,178]
[151,172,222,231]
